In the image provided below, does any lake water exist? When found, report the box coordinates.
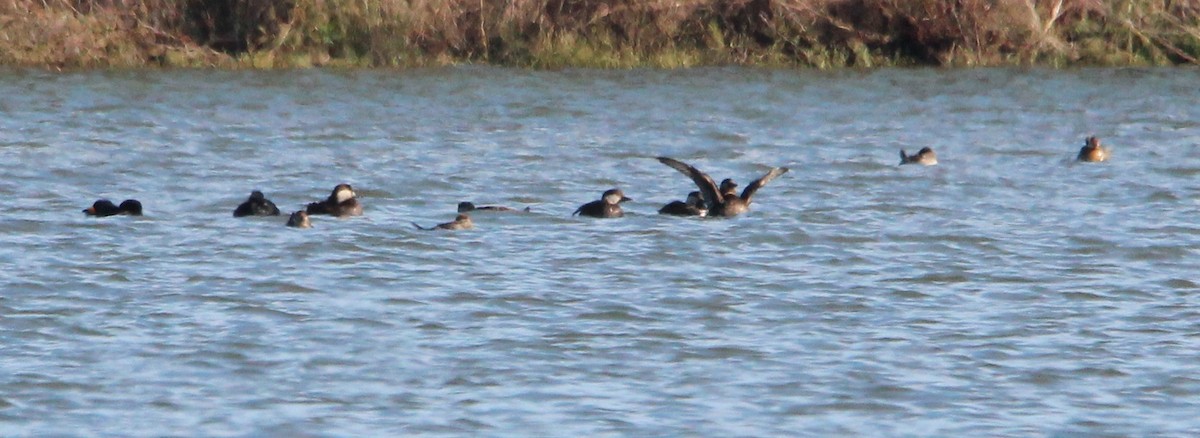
[1,67,1199,436]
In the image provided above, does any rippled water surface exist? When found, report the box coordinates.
[2,67,1200,436]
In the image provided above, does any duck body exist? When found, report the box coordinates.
[233,191,281,217]
[84,199,143,217]
[306,184,363,217]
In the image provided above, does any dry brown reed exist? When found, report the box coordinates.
[1,0,1198,68]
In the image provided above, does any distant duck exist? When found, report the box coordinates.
[658,191,707,217]
[413,214,474,231]
[233,190,280,217]
[458,201,530,213]
[656,157,788,217]
[1077,136,1110,162]
[900,147,938,165]
[573,188,631,218]
[286,210,311,228]
[83,199,143,217]
[305,183,363,217]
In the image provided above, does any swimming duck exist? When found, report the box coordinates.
[458,202,531,213]
[657,157,788,217]
[658,191,708,217]
[305,183,363,217]
[413,214,474,231]
[233,190,281,217]
[1077,136,1110,162]
[719,179,740,198]
[573,188,631,218]
[286,210,311,228]
[83,199,143,217]
[899,147,938,165]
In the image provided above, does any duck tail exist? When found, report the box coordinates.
[899,149,909,163]
[411,222,429,230]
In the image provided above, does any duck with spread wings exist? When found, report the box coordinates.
[656,157,788,217]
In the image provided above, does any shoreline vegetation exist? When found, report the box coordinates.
[1,0,1199,69]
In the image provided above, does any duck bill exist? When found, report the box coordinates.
[621,196,632,203]
[84,207,95,214]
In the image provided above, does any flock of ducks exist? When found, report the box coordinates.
[82,138,1112,228]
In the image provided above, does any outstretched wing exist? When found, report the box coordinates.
[657,157,722,208]
[739,167,789,205]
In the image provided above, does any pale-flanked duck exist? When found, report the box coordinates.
[657,157,788,217]
[413,214,474,231]
[573,188,631,218]
[286,210,311,228]
[900,147,938,165]
[233,190,280,217]
[305,183,363,217]
[84,199,142,217]
[1077,136,1110,162]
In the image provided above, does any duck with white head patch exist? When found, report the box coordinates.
[573,188,631,218]
[305,183,363,217]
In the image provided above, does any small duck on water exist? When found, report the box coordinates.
[286,210,311,228]
[305,183,363,217]
[458,201,530,213]
[899,147,938,166]
[573,188,631,218]
[413,214,474,231]
[658,191,707,217]
[84,199,143,217]
[1077,136,1110,162]
[233,190,280,217]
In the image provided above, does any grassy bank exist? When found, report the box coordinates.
[2,0,1199,69]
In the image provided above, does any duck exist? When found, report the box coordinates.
[719,179,739,198]
[233,190,280,217]
[305,183,363,217]
[656,157,788,217]
[658,191,707,217]
[83,199,143,217]
[413,214,474,230]
[286,210,311,228]
[458,201,531,213]
[899,147,938,165]
[573,188,631,218]
[1077,136,1110,162]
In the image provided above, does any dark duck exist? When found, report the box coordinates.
[83,199,143,217]
[233,190,281,217]
[458,202,530,213]
[658,191,707,217]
